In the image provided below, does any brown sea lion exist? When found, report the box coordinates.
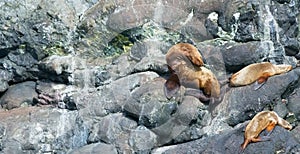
[164,43,220,101]
[241,110,292,151]
[230,62,292,89]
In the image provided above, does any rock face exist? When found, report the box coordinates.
[0,0,299,153]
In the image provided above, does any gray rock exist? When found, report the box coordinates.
[132,40,169,74]
[130,41,148,61]
[0,57,38,83]
[123,78,176,127]
[292,126,300,143]
[221,41,271,72]
[0,81,37,110]
[94,69,111,87]
[38,55,89,84]
[288,87,300,120]
[0,80,9,93]
[7,50,38,68]
[0,69,12,92]
[68,142,118,154]
[74,71,159,123]
[196,41,227,79]
[273,99,289,118]
[35,80,68,106]
[0,107,88,153]
[270,1,300,55]
[109,53,137,79]
[88,113,137,153]
[129,126,157,153]
[152,96,205,146]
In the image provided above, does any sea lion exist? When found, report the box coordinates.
[230,62,292,89]
[241,110,292,151]
[164,43,220,101]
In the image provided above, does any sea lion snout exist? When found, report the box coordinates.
[281,120,293,130]
[276,64,293,73]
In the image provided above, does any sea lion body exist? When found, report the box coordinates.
[164,43,220,99]
[241,111,292,150]
[175,64,220,98]
[230,62,292,87]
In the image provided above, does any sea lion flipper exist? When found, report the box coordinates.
[185,89,211,102]
[254,73,271,90]
[164,73,180,99]
[253,81,266,90]
[266,121,276,135]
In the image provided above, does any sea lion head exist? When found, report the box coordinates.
[278,117,293,130]
[275,64,293,74]
[166,43,204,70]
[176,43,204,66]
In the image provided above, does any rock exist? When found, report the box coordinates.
[35,80,68,107]
[196,41,227,79]
[88,113,137,153]
[270,1,300,56]
[94,68,111,87]
[132,40,169,74]
[0,56,38,83]
[292,126,300,143]
[7,50,38,68]
[0,68,13,92]
[129,126,157,153]
[0,107,88,153]
[130,41,148,61]
[233,6,260,42]
[221,41,271,72]
[0,81,37,110]
[75,0,244,57]
[273,99,289,118]
[151,96,205,146]
[0,80,9,93]
[38,55,88,84]
[287,87,300,120]
[123,78,176,127]
[108,54,137,79]
[68,142,118,154]
[74,71,160,122]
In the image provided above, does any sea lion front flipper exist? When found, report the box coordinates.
[265,120,277,135]
[253,80,266,90]
[251,136,271,143]
[254,73,270,90]
[164,73,180,99]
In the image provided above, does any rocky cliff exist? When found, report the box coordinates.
[0,0,300,153]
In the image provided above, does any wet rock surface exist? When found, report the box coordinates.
[0,0,299,153]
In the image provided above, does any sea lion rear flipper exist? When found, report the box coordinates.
[164,73,180,99]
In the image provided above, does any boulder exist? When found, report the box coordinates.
[0,81,37,110]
